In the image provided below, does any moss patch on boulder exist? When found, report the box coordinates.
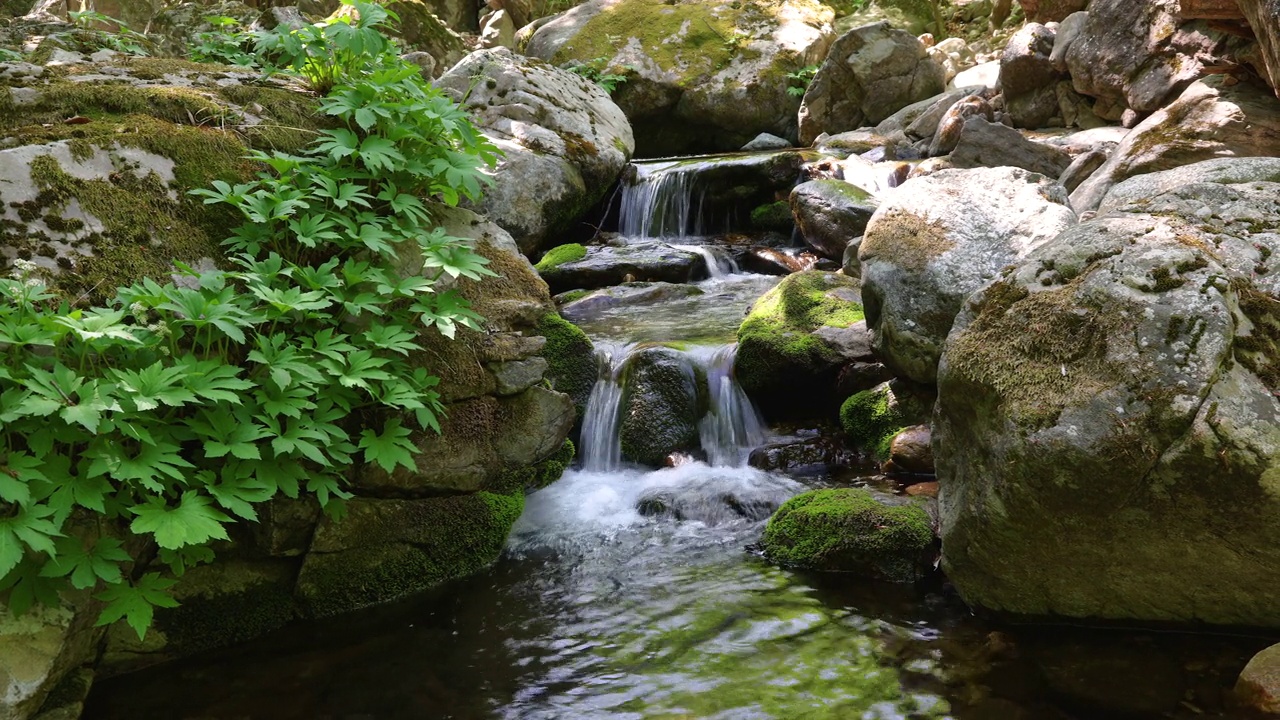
[488,439,576,494]
[535,243,588,272]
[840,384,906,459]
[536,312,598,423]
[750,200,794,232]
[760,487,936,581]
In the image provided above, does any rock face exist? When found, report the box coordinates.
[0,605,101,720]
[1240,0,1280,98]
[1070,75,1280,211]
[936,170,1280,626]
[789,179,878,261]
[526,0,835,156]
[1063,0,1229,119]
[858,167,1076,384]
[1000,22,1064,128]
[798,21,946,146]
[619,346,702,466]
[434,48,635,255]
[734,271,871,417]
[760,488,936,581]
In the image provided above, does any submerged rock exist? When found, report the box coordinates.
[434,48,635,254]
[858,166,1076,384]
[935,174,1280,627]
[760,488,937,581]
[525,0,835,155]
[619,346,702,467]
[734,271,871,417]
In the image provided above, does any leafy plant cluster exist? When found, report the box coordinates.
[0,0,499,638]
[37,9,153,56]
[785,65,818,98]
[187,15,258,67]
[562,56,629,95]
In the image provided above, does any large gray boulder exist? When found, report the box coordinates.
[525,0,835,156]
[798,21,945,146]
[789,179,878,261]
[1100,157,1280,213]
[1000,22,1064,128]
[537,241,707,294]
[936,176,1280,627]
[1240,0,1280,98]
[858,167,1076,384]
[948,116,1073,177]
[1063,0,1230,119]
[435,48,635,255]
[1070,76,1280,211]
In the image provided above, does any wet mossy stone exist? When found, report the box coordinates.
[760,488,936,581]
[750,200,794,233]
[535,312,597,427]
[535,243,587,272]
[840,384,904,460]
[735,270,866,417]
[488,438,576,494]
[618,346,703,467]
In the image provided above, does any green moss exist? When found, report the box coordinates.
[749,200,793,232]
[536,312,598,422]
[488,439,576,494]
[839,385,905,460]
[857,208,953,272]
[535,242,587,272]
[556,288,592,304]
[155,561,298,655]
[1235,281,1280,393]
[760,488,935,581]
[734,271,864,404]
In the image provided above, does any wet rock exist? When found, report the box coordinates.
[813,129,892,156]
[535,313,597,430]
[927,94,992,156]
[1000,23,1065,129]
[537,242,706,294]
[859,166,1076,384]
[798,21,946,146]
[748,435,858,475]
[884,424,934,476]
[1070,76,1280,212]
[905,481,938,497]
[735,271,872,417]
[560,282,706,317]
[760,487,937,581]
[1237,643,1280,715]
[1064,0,1230,117]
[742,247,834,276]
[936,175,1280,626]
[1240,0,1280,98]
[526,0,835,155]
[619,347,702,467]
[790,179,878,261]
[1036,640,1185,716]
[435,48,634,254]
[742,132,793,151]
[1056,149,1107,193]
[948,116,1073,177]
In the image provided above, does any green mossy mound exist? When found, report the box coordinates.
[735,270,864,415]
[760,488,936,581]
[536,312,598,424]
[488,439,576,494]
[750,200,794,232]
[535,243,588,272]
[840,384,905,460]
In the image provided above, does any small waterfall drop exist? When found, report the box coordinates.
[618,161,705,240]
[577,343,766,471]
[670,243,739,279]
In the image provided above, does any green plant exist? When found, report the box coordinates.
[0,48,21,61]
[785,65,818,98]
[64,9,150,55]
[562,57,629,95]
[0,0,499,639]
[188,15,258,67]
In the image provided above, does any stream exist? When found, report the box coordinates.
[85,153,1276,720]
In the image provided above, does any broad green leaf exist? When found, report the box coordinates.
[358,418,417,474]
[129,492,231,550]
[94,572,180,640]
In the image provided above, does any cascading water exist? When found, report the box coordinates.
[578,342,631,473]
[617,160,707,240]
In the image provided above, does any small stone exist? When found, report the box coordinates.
[885,424,934,475]
[1236,643,1280,715]
[905,481,939,497]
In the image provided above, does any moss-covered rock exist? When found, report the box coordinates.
[296,492,525,617]
[760,488,936,581]
[734,270,869,417]
[536,312,598,425]
[749,200,794,233]
[535,243,588,272]
[489,438,576,494]
[618,346,703,467]
[526,0,835,156]
[841,383,903,459]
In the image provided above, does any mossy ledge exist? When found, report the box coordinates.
[760,488,936,582]
[536,312,598,423]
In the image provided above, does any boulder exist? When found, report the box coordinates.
[525,0,835,156]
[1057,148,1107,193]
[1240,0,1280,98]
[1071,76,1280,212]
[734,271,871,416]
[948,116,1073,177]
[536,241,707,294]
[789,179,878,261]
[926,93,992,156]
[743,247,835,276]
[742,132,792,151]
[1000,22,1064,128]
[935,177,1280,626]
[1064,0,1230,118]
[812,129,891,156]
[884,424,934,475]
[759,488,937,581]
[1049,10,1087,72]
[618,346,702,467]
[951,61,999,90]
[747,434,858,475]
[798,21,946,146]
[839,379,932,459]
[858,166,1076,383]
[1099,156,1280,214]
[1016,0,1086,22]
[1238,643,1280,715]
[479,8,516,48]
[434,48,635,255]
[535,313,598,428]
[874,86,984,144]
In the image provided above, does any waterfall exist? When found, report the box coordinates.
[670,243,739,279]
[618,161,717,241]
[577,343,766,471]
[693,345,766,467]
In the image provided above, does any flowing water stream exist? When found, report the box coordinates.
[86,153,1276,720]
